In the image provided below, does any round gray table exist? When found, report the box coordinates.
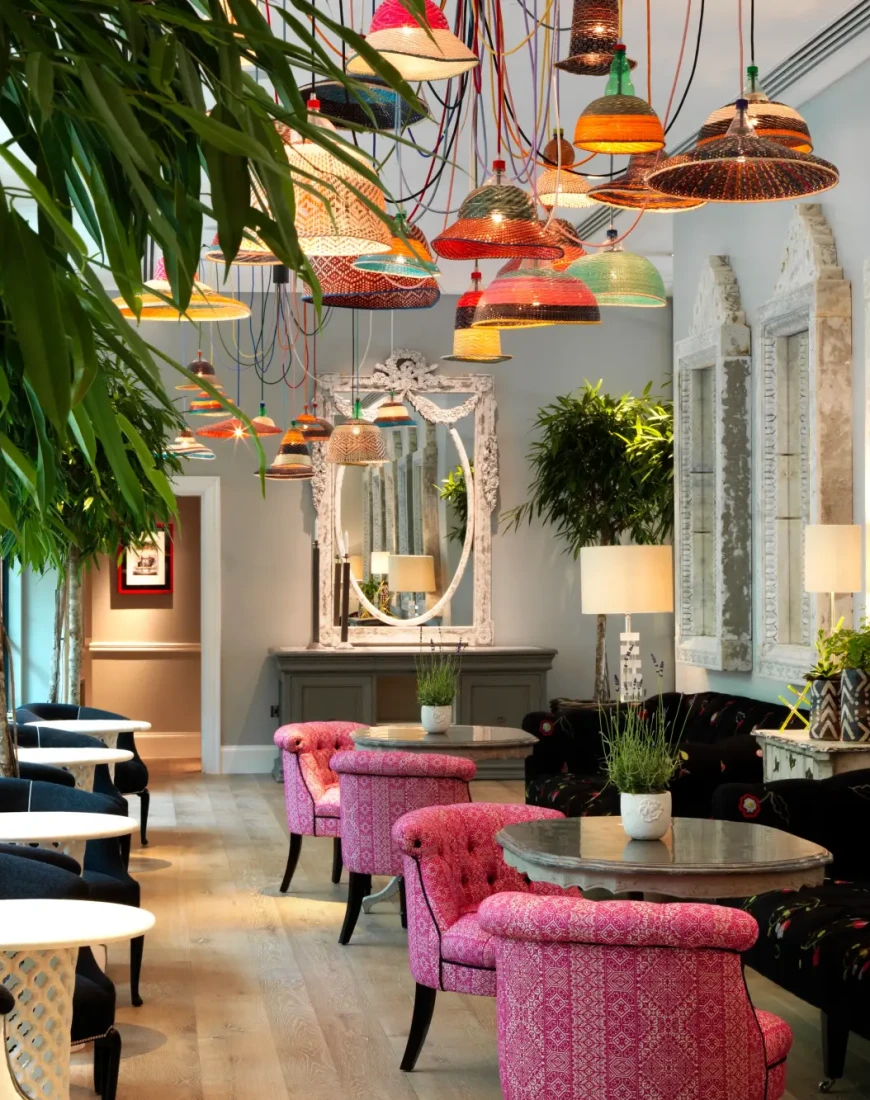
[496,816,832,900]
[350,723,537,762]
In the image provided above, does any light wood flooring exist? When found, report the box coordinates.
[70,764,870,1100]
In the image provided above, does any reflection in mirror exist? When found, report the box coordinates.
[339,391,475,627]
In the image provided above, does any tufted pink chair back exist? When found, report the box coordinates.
[479,893,792,1100]
[331,750,475,877]
[273,722,363,836]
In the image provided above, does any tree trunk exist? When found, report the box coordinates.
[67,546,83,706]
[0,572,16,777]
[49,568,70,704]
[593,612,610,703]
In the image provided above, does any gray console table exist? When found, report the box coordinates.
[270,646,557,779]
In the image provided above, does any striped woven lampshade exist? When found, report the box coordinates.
[566,230,667,306]
[196,403,283,440]
[545,218,588,270]
[176,351,223,391]
[297,404,334,441]
[347,0,479,82]
[587,151,707,211]
[537,132,595,209]
[433,161,564,261]
[260,424,314,481]
[164,428,216,461]
[113,258,251,321]
[354,213,440,280]
[442,269,513,363]
[472,259,600,329]
[188,390,227,417]
[698,67,812,152]
[326,401,388,466]
[648,100,838,203]
[574,46,665,154]
[556,0,637,76]
[299,77,429,131]
[375,394,416,427]
[302,253,440,311]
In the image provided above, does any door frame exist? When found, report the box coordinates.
[171,475,221,773]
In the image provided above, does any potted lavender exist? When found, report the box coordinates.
[416,637,464,733]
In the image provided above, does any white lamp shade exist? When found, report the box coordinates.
[370,551,391,575]
[804,524,862,593]
[349,555,364,579]
[580,545,674,615]
[389,554,437,593]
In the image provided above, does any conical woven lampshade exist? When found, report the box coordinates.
[566,230,667,307]
[299,77,429,131]
[176,351,223,391]
[472,259,600,329]
[326,401,388,466]
[164,428,216,461]
[433,161,564,261]
[260,424,314,481]
[574,46,664,154]
[442,270,513,363]
[285,104,392,257]
[375,394,416,427]
[648,100,838,203]
[698,67,812,152]
[537,131,595,209]
[297,404,334,441]
[196,403,283,440]
[354,213,440,279]
[347,0,479,82]
[203,229,276,266]
[556,0,637,76]
[587,151,706,211]
[188,390,227,417]
[113,258,251,321]
[545,218,588,271]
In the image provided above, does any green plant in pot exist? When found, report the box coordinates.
[806,623,850,741]
[841,620,870,742]
[416,637,464,734]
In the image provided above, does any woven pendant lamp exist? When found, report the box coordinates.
[472,259,600,329]
[545,218,588,271]
[648,99,838,203]
[587,151,706,211]
[442,269,513,363]
[537,131,595,209]
[326,400,388,466]
[354,212,440,280]
[347,0,479,83]
[375,393,416,427]
[299,78,429,131]
[303,252,440,311]
[556,0,637,76]
[574,46,664,154]
[433,160,564,261]
[113,258,251,321]
[188,390,227,417]
[259,424,314,481]
[196,403,283,440]
[176,351,223,391]
[566,229,666,307]
[164,428,216,461]
[297,404,334,441]
[698,67,812,152]
[203,230,276,267]
[285,102,392,257]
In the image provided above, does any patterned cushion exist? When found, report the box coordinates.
[314,785,340,819]
[441,911,496,969]
[273,721,363,837]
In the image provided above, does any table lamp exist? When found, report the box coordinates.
[804,524,862,627]
[389,554,437,617]
[370,550,391,577]
[580,545,674,702]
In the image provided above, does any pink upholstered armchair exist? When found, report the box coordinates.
[479,892,793,1100]
[392,802,568,1072]
[272,721,364,892]
[330,750,475,946]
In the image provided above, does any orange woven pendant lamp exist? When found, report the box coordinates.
[537,132,595,210]
[188,391,226,417]
[574,45,664,154]
[259,424,314,481]
[556,0,637,76]
[442,269,513,363]
[587,151,706,212]
[347,0,479,82]
[196,402,283,440]
[297,404,334,441]
[698,66,812,152]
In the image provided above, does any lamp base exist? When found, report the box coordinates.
[619,627,643,704]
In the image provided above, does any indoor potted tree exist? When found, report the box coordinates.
[841,620,870,742]
[416,638,464,733]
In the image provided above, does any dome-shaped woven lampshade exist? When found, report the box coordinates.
[545,218,588,271]
[698,67,812,152]
[326,402,388,465]
[188,390,227,417]
[375,394,416,427]
[574,46,665,154]
[433,161,564,261]
[442,270,513,362]
[648,100,838,203]
[164,428,216,461]
[297,404,334,441]
[566,230,667,306]
[176,351,223,391]
[196,403,283,440]
[299,78,429,131]
[347,0,479,82]
[556,0,637,76]
[537,131,595,209]
[113,258,251,321]
[587,151,707,211]
[285,104,392,257]
[472,259,600,329]
[302,244,440,311]
[260,424,314,480]
[354,213,440,279]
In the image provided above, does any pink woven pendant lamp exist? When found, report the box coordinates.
[472,259,600,329]
[545,218,588,271]
[347,0,479,82]
[442,269,513,363]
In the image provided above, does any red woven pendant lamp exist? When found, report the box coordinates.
[574,46,665,154]
[556,0,637,76]
[196,402,283,440]
[347,0,479,82]
[587,151,707,212]
[472,259,600,329]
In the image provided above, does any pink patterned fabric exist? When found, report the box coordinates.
[479,893,791,1100]
[273,722,363,837]
[393,802,568,995]
[331,750,474,876]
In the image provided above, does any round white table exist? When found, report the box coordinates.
[0,899,155,1099]
[25,719,150,752]
[0,811,137,866]
[16,747,133,792]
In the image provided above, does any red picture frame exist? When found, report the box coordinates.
[117,523,174,595]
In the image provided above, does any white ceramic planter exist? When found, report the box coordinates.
[620,791,672,840]
[420,705,452,734]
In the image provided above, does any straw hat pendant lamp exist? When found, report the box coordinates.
[196,402,283,441]
[574,45,664,155]
[556,0,637,76]
[347,0,479,83]
[113,258,251,322]
[587,151,707,212]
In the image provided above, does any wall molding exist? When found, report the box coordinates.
[87,641,201,655]
[221,744,276,775]
[136,731,201,761]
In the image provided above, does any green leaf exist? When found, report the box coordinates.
[117,412,178,516]
[81,373,145,518]
[23,379,56,513]
[0,435,37,495]
[25,51,54,119]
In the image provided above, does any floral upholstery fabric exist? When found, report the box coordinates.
[479,892,791,1100]
[440,912,497,969]
[273,722,362,837]
[331,750,474,877]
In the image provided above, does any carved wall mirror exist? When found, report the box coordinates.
[312,350,498,645]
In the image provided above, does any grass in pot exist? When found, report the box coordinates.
[806,623,849,741]
[416,636,463,734]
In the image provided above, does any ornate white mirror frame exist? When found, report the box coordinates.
[755,203,852,681]
[675,256,752,671]
[311,350,498,646]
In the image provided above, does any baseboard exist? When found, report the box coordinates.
[220,744,278,774]
[136,732,201,761]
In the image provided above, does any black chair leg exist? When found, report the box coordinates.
[119,832,131,869]
[280,834,303,893]
[399,879,407,929]
[130,935,144,1007]
[93,1038,106,1094]
[338,872,371,945]
[400,983,437,1072]
[138,789,150,847]
[820,1010,850,1091]
[331,838,343,884]
[95,1028,122,1100]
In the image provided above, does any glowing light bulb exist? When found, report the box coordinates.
[234,425,245,438]
[737,155,746,164]
[491,212,504,224]
[352,425,361,435]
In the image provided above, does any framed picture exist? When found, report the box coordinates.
[118,523,174,595]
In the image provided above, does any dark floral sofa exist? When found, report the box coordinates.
[712,769,870,1090]
[523,691,802,819]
